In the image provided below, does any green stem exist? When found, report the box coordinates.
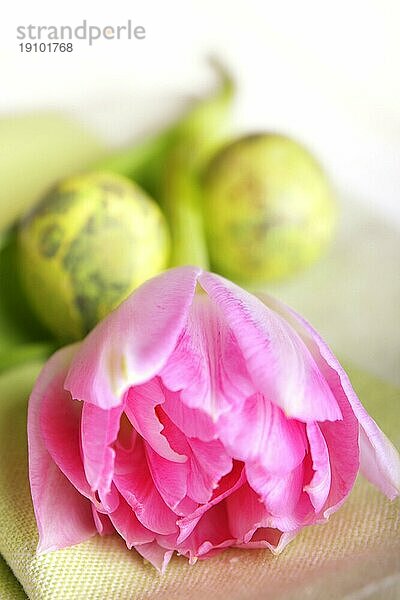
[94,129,173,196]
[160,62,234,269]
[163,165,209,268]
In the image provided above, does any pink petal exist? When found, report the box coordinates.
[35,463,96,553]
[174,496,199,517]
[64,266,201,409]
[358,427,400,500]
[217,392,306,473]
[305,422,331,512]
[113,436,178,536]
[270,492,315,532]
[237,529,297,554]
[28,346,96,553]
[146,444,188,511]
[160,293,255,420]
[134,542,174,573]
[275,299,400,500]
[177,462,245,544]
[162,385,217,442]
[226,481,269,543]
[38,350,91,499]
[108,496,155,548]
[91,506,115,536]
[177,502,235,561]
[124,379,186,463]
[186,437,232,504]
[80,402,124,495]
[97,482,120,513]
[199,272,342,422]
[318,390,359,516]
[154,405,232,504]
[261,300,359,517]
[246,461,305,521]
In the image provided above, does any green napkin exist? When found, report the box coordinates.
[0,361,399,600]
[0,555,26,599]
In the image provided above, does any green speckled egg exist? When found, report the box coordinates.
[203,134,337,284]
[18,172,170,341]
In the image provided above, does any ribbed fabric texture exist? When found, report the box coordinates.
[0,361,399,600]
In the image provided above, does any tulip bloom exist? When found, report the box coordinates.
[28,267,400,571]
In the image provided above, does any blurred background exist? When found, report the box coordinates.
[0,0,399,383]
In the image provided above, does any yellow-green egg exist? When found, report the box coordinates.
[203,133,337,284]
[18,172,170,341]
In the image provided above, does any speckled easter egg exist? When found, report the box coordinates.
[18,172,170,341]
[203,134,337,283]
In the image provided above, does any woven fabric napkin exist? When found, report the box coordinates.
[0,360,399,600]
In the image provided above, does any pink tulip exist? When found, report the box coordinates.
[28,266,400,571]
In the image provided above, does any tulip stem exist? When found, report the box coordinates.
[159,61,235,269]
[162,160,209,268]
[94,129,173,199]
